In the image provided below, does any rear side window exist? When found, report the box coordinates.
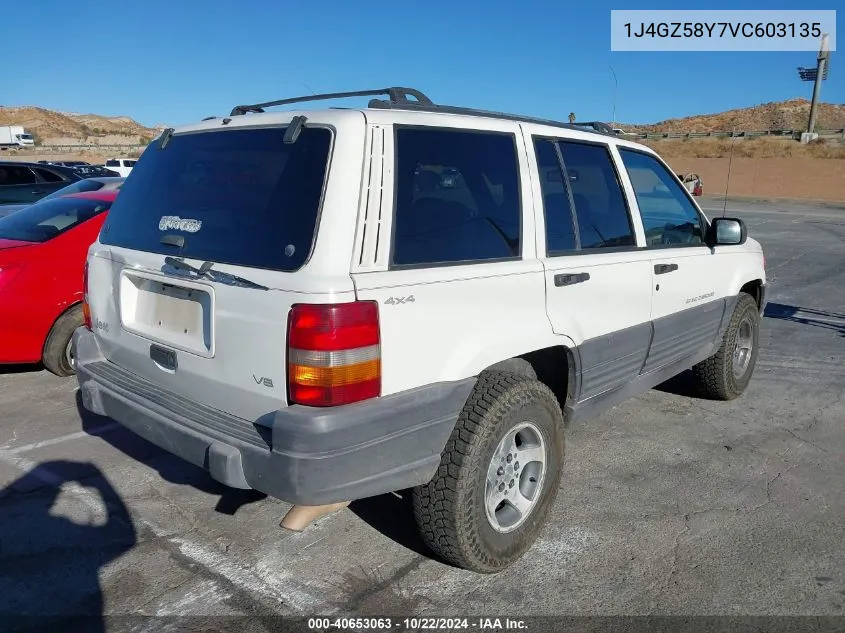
[0,197,110,243]
[557,141,634,249]
[392,127,521,267]
[33,167,65,183]
[105,159,120,167]
[99,127,332,271]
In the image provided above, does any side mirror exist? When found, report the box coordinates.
[708,217,747,246]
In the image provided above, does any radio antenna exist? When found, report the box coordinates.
[723,128,737,217]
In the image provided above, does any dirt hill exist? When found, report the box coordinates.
[0,105,161,145]
[625,98,845,133]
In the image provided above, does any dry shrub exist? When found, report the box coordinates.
[642,136,845,159]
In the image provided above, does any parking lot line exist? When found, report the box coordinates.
[4,422,122,454]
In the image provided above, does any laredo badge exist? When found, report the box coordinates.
[159,215,203,233]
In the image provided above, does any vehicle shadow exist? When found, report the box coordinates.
[0,362,44,375]
[655,302,845,399]
[75,391,267,515]
[348,490,438,560]
[0,460,136,633]
[764,302,845,337]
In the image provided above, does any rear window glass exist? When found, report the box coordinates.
[105,159,120,167]
[42,179,105,201]
[0,197,111,243]
[99,127,332,271]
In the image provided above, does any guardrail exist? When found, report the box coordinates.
[630,128,845,140]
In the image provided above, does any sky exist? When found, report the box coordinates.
[6,0,842,128]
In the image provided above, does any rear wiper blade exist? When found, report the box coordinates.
[163,257,269,290]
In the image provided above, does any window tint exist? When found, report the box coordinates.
[393,128,521,266]
[557,141,634,249]
[0,165,37,186]
[99,127,332,271]
[533,139,577,253]
[125,160,137,167]
[0,196,111,243]
[105,159,119,167]
[619,149,704,246]
[33,167,65,183]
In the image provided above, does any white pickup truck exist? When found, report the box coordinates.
[74,87,766,573]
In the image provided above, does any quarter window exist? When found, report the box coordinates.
[619,149,705,246]
[534,139,577,253]
[392,128,521,267]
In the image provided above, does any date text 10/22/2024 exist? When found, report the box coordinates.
[307,617,528,631]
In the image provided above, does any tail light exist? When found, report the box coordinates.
[82,261,92,330]
[287,301,381,407]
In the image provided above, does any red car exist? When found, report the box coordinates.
[0,190,117,376]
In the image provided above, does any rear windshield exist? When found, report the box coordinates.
[0,197,111,243]
[99,126,332,271]
[42,179,106,201]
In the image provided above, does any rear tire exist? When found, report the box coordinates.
[691,293,760,400]
[42,305,84,377]
[412,371,565,573]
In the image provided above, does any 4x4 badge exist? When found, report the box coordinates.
[384,295,415,305]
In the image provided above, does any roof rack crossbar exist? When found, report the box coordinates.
[230,87,433,116]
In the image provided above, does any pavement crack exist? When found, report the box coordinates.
[783,428,828,453]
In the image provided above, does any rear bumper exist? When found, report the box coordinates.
[73,328,474,505]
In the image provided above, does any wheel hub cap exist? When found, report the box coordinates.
[732,316,754,379]
[65,339,75,370]
[484,422,547,533]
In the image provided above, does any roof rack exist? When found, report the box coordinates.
[571,121,617,135]
[368,99,618,137]
[230,87,433,116]
[227,86,617,139]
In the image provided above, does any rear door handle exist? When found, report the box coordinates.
[654,263,679,275]
[554,272,590,287]
[31,190,46,195]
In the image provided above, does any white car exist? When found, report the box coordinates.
[74,87,767,573]
[103,158,137,177]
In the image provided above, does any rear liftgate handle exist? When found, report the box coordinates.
[554,272,591,287]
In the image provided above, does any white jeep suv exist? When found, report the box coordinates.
[74,87,767,573]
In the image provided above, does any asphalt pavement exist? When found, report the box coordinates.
[0,198,843,632]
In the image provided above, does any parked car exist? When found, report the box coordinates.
[73,165,121,178]
[103,158,137,177]
[0,177,124,218]
[38,160,92,167]
[73,87,766,573]
[0,190,117,376]
[0,161,83,206]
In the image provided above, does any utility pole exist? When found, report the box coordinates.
[609,66,618,127]
[806,33,830,134]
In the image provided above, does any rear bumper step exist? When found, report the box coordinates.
[73,328,473,505]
